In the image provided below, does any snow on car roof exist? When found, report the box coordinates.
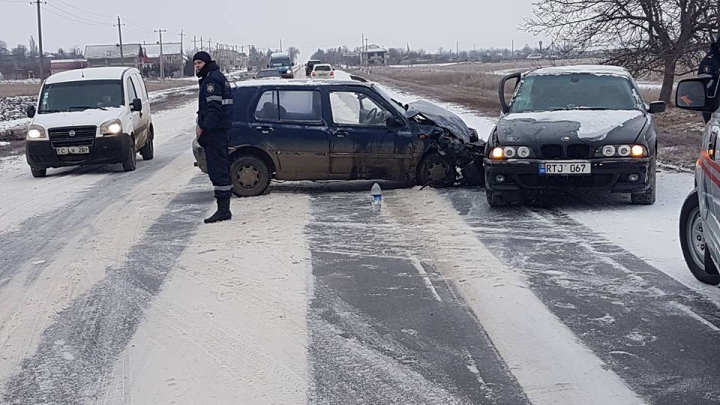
[233,79,369,88]
[45,67,137,84]
[529,65,632,78]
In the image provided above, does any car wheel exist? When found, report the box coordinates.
[418,153,456,188]
[486,189,511,207]
[631,158,656,205]
[139,129,154,161]
[122,137,137,172]
[680,191,720,285]
[230,155,270,197]
[31,167,47,178]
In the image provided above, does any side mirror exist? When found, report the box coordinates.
[131,98,142,112]
[648,101,666,114]
[676,78,717,112]
[26,104,36,118]
[386,116,404,127]
[499,72,522,114]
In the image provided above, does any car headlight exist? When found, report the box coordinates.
[631,145,646,157]
[491,147,504,159]
[100,119,123,135]
[617,145,631,157]
[517,146,531,158]
[27,124,46,140]
[602,145,616,157]
[503,146,517,158]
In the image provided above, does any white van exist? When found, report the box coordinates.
[25,67,154,177]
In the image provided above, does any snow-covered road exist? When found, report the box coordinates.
[0,72,718,404]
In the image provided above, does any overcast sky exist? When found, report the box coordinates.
[1,0,543,60]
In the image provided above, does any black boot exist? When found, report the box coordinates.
[204,197,232,224]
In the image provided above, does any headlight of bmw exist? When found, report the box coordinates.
[26,124,47,140]
[490,145,533,160]
[596,144,647,158]
[100,119,123,135]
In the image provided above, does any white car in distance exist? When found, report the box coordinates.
[311,64,335,79]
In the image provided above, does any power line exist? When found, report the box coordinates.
[44,4,109,26]
[0,0,27,4]
[52,0,115,18]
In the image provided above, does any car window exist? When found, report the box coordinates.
[510,74,639,113]
[132,74,148,100]
[330,91,392,126]
[254,90,322,122]
[315,65,331,72]
[126,77,138,103]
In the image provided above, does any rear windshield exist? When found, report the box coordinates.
[315,65,331,72]
[509,74,639,113]
[257,70,281,78]
[39,80,124,114]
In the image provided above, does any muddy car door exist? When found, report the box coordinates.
[250,88,330,179]
[327,88,412,179]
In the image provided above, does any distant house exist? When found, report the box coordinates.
[361,45,387,65]
[85,44,144,68]
[142,42,186,77]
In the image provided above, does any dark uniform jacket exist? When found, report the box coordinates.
[197,61,233,133]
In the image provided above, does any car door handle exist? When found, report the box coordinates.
[331,130,348,138]
[255,126,274,134]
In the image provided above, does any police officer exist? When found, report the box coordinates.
[698,38,720,123]
[193,51,234,223]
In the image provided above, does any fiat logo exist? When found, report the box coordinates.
[561,136,570,141]
[68,130,76,137]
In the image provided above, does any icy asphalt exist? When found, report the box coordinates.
[0,71,718,404]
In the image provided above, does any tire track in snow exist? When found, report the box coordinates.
[305,191,529,404]
[2,176,207,404]
[443,188,720,404]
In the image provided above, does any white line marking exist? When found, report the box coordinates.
[670,302,720,332]
[410,258,442,302]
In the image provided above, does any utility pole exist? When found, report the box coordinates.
[200,36,203,51]
[208,38,212,55]
[456,41,459,58]
[280,39,283,53]
[32,0,46,80]
[155,29,167,80]
[179,29,185,57]
[114,17,125,60]
[193,35,197,53]
[361,33,364,66]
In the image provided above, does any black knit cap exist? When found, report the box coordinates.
[193,51,212,63]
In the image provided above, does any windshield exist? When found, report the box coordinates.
[270,57,291,67]
[38,80,123,114]
[372,84,407,115]
[509,74,639,113]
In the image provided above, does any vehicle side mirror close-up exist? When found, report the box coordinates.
[676,78,716,112]
[649,101,666,114]
[26,105,36,118]
[131,98,142,112]
[499,72,522,114]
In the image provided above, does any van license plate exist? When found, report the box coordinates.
[540,161,591,175]
[55,146,90,155]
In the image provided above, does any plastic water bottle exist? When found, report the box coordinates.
[371,183,382,211]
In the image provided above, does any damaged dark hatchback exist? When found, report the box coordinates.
[193,78,485,196]
[485,65,666,206]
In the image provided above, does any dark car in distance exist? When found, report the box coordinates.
[305,60,322,77]
[485,65,666,206]
[192,79,485,196]
[254,69,283,80]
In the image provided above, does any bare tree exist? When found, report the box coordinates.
[0,40,8,55]
[287,46,300,63]
[12,44,27,61]
[525,0,717,102]
[28,36,38,59]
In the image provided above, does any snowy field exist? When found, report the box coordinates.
[0,70,718,404]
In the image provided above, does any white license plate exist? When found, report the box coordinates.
[540,161,591,175]
[55,146,90,155]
